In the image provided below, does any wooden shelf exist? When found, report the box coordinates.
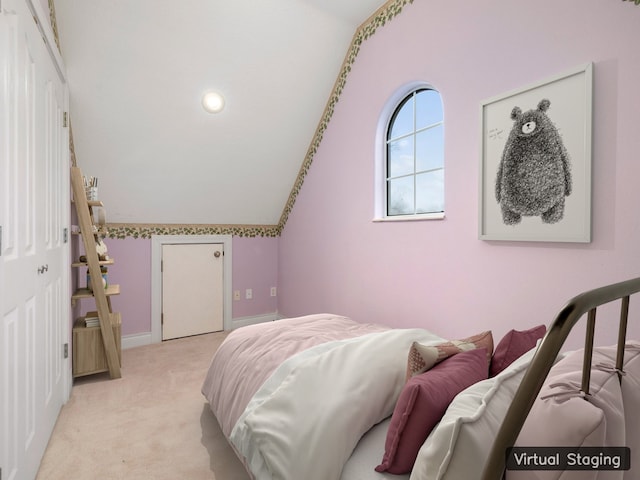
[71,198,104,208]
[70,226,109,237]
[71,284,120,302]
[72,312,122,378]
[70,166,121,379]
[71,258,114,268]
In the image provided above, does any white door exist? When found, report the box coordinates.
[161,243,224,340]
[0,1,70,479]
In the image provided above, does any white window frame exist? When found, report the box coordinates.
[373,81,445,222]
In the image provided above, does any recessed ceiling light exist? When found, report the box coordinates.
[202,91,225,113]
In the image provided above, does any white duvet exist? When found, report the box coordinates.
[229,328,445,480]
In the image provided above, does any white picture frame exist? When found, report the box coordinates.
[479,63,593,243]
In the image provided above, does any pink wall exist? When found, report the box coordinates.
[100,238,151,336]
[232,236,279,318]
[278,0,640,350]
[76,236,278,336]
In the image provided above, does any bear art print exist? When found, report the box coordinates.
[495,98,572,225]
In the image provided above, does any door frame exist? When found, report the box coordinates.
[151,234,232,343]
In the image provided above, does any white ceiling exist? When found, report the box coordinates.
[53,0,387,226]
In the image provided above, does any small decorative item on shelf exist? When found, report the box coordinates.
[96,238,109,260]
[84,175,98,201]
[84,311,100,327]
[87,266,108,292]
[78,238,110,262]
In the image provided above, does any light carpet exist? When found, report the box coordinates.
[37,331,250,480]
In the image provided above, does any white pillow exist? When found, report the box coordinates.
[410,341,565,480]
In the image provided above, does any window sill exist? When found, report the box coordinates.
[372,212,445,222]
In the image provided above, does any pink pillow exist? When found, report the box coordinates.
[376,348,489,474]
[490,325,546,377]
[507,347,625,480]
[582,342,640,480]
[617,343,640,480]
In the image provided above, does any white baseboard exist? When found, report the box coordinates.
[122,332,153,350]
[121,313,282,349]
[232,312,282,329]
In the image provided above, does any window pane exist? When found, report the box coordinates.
[388,176,414,215]
[387,138,414,178]
[416,170,444,213]
[389,96,414,139]
[416,89,443,129]
[416,124,444,172]
[382,86,444,218]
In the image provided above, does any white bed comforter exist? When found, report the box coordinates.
[229,327,445,480]
[203,314,390,438]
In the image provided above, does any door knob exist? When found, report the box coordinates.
[214,251,221,258]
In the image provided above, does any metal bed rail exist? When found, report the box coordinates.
[481,276,640,480]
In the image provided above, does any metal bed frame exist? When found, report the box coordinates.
[481,276,640,480]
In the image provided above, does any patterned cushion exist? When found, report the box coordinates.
[406,331,493,380]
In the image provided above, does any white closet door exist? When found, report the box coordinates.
[0,1,70,479]
[162,243,224,340]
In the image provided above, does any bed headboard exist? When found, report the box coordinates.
[481,276,640,480]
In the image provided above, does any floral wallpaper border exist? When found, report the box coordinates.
[105,223,280,239]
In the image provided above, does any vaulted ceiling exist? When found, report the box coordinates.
[53,0,390,231]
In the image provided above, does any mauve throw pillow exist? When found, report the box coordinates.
[490,325,546,377]
[376,348,489,475]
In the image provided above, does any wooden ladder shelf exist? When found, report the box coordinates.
[70,166,121,379]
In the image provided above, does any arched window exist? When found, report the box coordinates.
[381,87,444,219]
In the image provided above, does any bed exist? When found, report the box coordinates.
[201,277,640,480]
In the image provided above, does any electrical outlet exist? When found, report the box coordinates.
[270,287,277,297]
[233,290,240,301]
[245,288,252,300]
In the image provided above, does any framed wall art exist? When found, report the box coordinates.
[478,63,593,242]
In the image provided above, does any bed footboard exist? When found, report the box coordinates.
[481,276,640,480]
